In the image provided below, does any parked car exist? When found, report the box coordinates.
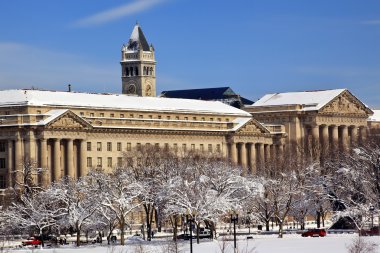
[178,228,212,240]
[301,229,327,237]
[359,227,379,236]
[22,237,42,246]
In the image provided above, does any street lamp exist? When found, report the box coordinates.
[229,209,239,251]
[369,205,375,229]
[186,209,196,253]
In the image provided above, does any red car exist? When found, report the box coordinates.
[22,237,42,246]
[301,229,327,237]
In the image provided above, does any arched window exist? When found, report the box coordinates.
[146,67,149,75]
[125,67,129,76]
[130,67,134,76]
[143,66,147,76]
[150,67,153,76]
[135,67,139,76]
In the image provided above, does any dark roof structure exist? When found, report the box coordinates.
[161,87,254,109]
[126,23,151,52]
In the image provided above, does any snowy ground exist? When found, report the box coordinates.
[4,234,380,253]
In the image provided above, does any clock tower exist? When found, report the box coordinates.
[121,23,156,97]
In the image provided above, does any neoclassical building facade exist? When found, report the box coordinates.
[245,89,373,157]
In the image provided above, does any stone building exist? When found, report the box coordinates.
[368,110,380,136]
[0,24,284,194]
[245,89,373,156]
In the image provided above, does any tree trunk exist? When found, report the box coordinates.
[196,223,200,244]
[265,220,270,231]
[316,211,321,228]
[120,217,125,246]
[144,204,153,241]
[173,214,178,241]
[39,228,44,248]
[76,222,81,247]
[278,222,284,238]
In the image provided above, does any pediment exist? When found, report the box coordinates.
[319,90,372,116]
[236,119,269,135]
[46,111,92,130]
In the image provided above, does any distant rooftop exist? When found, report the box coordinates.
[369,109,380,121]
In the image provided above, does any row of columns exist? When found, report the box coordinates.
[307,124,367,155]
[6,134,87,188]
[229,142,284,175]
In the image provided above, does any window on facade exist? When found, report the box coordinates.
[107,157,112,167]
[158,115,161,119]
[226,118,230,122]
[217,118,222,122]
[135,67,139,76]
[155,143,160,150]
[107,142,112,151]
[184,117,188,120]
[0,142,5,152]
[5,111,9,115]
[80,112,84,116]
[0,175,5,189]
[216,144,221,153]
[125,67,129,76]
[164,143,169,150]
[136,143,141,151]
[193,117,197,121]
[148,115,152,119]
[110,113,115,118]
[201,117,205,121]
[97,142,102,151]
[87,157,92,167]
[90,113,94,117]
[166,116,171,120]
[127,143,131,151]
[130,114,134,118]
[200,144,204,152]
[139,115,143,119]
[117,142,122,151]
[37,110,41,114]
[182,144,187,151]
[120,114,124,118]
[173,143,178,151]
[208,144,212,152]
[0,158,5,169]
[117,157,122,167]
[210,118,214,121]
[191,144,195,151]
[97,157,102,167]
[175,116,179,120]
[100,113,104,117]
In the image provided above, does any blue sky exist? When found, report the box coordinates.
[0,0,379,107]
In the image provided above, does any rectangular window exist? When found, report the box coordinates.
[158,115,161,119]
[193,117,197,121]
[0,158,5,168]
[127,142,131,151]
[217,118,222,122]
[155,143,160,150]
[210,118,214,121]
[0,142,5,152]
[184,117,188,120]
[182,144,187,152]
[200,144,204,152]
[175,116,179,120]
[208,144,212,152]
[107,157,112,167]
[167,116,171,120]
[126,157,133,167]
[97,142,102,151]
[100,113,104,117]
[117,142,122,151]
[0,175,5,189]
[173,143,178,151]
[80,112,84,116]
[87,142,91,151]
[90,113,94,117]
[117,157,122,167]
[148,115,153,119]
[139,115,143,119]
[136,143,141,151]
[120,114,124,118]
[216,144,221,153]
[36,110,41,114]
[129,114,134,118]
[87,157,92,167]
[164,143,169,150]
[201,117,205,121]
[107,142,112,151]
[191,144,195,151]
[5,111,9,115]
[97,157,102,167]
[226,118,230,122]
[110,113,114,118]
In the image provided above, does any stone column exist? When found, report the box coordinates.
[277,144,284,161]
[79,139,87,177]
[360,127,367,144]
[222,142,228,159]
[40,139,49,186]
[311,125,320,159]
[331,125,339,151]
[258,143,265,170]
[341,125,349,150]
[351,126,358,146]
[67,139,75,179]
[264,144,271,163]
[321,125,329,151]
[240,143,248,174]
[7,140,13,188]
[230,143,238,165]
[53,139,61,182]
[14,133,23,187]
[249,143,256,174]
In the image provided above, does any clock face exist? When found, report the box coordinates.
[127,84,136,94]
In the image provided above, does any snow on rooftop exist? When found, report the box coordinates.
[368,109,380,121]
[0,90,251,116]
[251,89,346,111]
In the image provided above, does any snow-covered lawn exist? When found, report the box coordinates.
[5,234,380,253]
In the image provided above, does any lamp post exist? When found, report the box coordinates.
[186,209,195,253]
[230,210,239,251]
[369,205,375,229]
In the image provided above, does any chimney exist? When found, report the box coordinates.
[68,84,72,92]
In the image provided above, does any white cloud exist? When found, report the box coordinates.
[0,42,119,93]
[72,0,168,27]
[361,20,380,25]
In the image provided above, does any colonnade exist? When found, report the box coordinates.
[5,133,87,188]
[229,142,284,175]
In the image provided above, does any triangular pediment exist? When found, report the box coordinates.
[319,90,373,116]
[236,119,270,134]
[46,110,92,130]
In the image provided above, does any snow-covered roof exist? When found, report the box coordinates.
[0,89,251,116]
[122,23,150,52]
[250,89,346,111]
[368,110,380,121]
